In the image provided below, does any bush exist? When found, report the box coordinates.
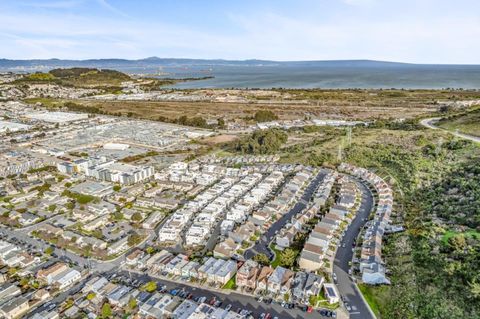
[254,110,278,122]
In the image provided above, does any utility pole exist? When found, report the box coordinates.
[435,137,443,156]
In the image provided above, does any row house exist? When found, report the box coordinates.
[339,163,393,285]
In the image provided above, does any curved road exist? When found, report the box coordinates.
[420,117,480,143]
[333,179,376,319]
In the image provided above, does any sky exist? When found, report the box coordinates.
[0,0,479,64]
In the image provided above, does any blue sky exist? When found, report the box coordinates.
[0,0,479,63]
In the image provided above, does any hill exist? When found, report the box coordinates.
[15,67,131,88]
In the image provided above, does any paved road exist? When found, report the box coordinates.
[117,270,333,319]
[245,169,328,260]
[420,117,480,143]
[333,179,375,319]
[0,222,158,273]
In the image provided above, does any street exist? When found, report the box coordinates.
[117,270,333,319]
[420,117,480,143]
[245,169,328,260]
[333,179,376,319]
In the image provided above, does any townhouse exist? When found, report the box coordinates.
[36,263,81,290]
[267,266,295,296]
[236,260,260,292]
[339,163,393,285]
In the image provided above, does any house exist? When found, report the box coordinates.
[33,288,50,301]
[62,231,83,245]
[42,224,64,236]
[298,249,324,272]
[31,310,59,319]
[304,273,324,297]
[197,257,217,281]
[83,215,109,232]
[108,285,131,306]
[72,209,96,222]
[279,268,295,295]
[0,296,30,319]
[291,272,308,301]
[214,259,237,285]
[181,261,200,279]
[171,299,197,319]
[164,254,189,276]
[83,276,109,294]
[236,260,259,292]
[0,284,21,300]
[323,283,340,304]
[256,266,274,292]
[267,266,290,295]
[51,268,81,290]
[81,236,107,250]
[362,263,390,285]
[229,222,256,243]
[142,211,163,230]
[213,238,240,259]
[276,226,296,249]
[126,249,145,266]
[107,237,129,255]
[37,263,69,284]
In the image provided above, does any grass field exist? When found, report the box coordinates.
[358,284,389,317]
[24,87,472,124]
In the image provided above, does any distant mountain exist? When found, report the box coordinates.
[0,57,426,72]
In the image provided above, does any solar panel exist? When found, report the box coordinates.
[326,287,336,297]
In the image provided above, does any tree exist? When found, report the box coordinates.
[128,232,142,246]
[142,281,157,293]
[280,248,297,268]
[112,211,124,221]
[44,246,54,255]
[131,212,143,222]
[128,297,137,309]
[145,246,156,254]
[253,253,270,266]
[234,128,287,154]
[113,185,121,192]
[469,279,480,298]
[101,302,112,318]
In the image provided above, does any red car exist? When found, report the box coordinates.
[307,306,313,313]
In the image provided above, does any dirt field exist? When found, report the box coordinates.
[75,98,436,121]
[200,134,239,145]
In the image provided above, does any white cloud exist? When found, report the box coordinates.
[0,1,479,63]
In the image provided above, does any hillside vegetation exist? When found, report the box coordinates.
[17,67,131,88]
[232,121,480,318]
[437,107,480,137]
